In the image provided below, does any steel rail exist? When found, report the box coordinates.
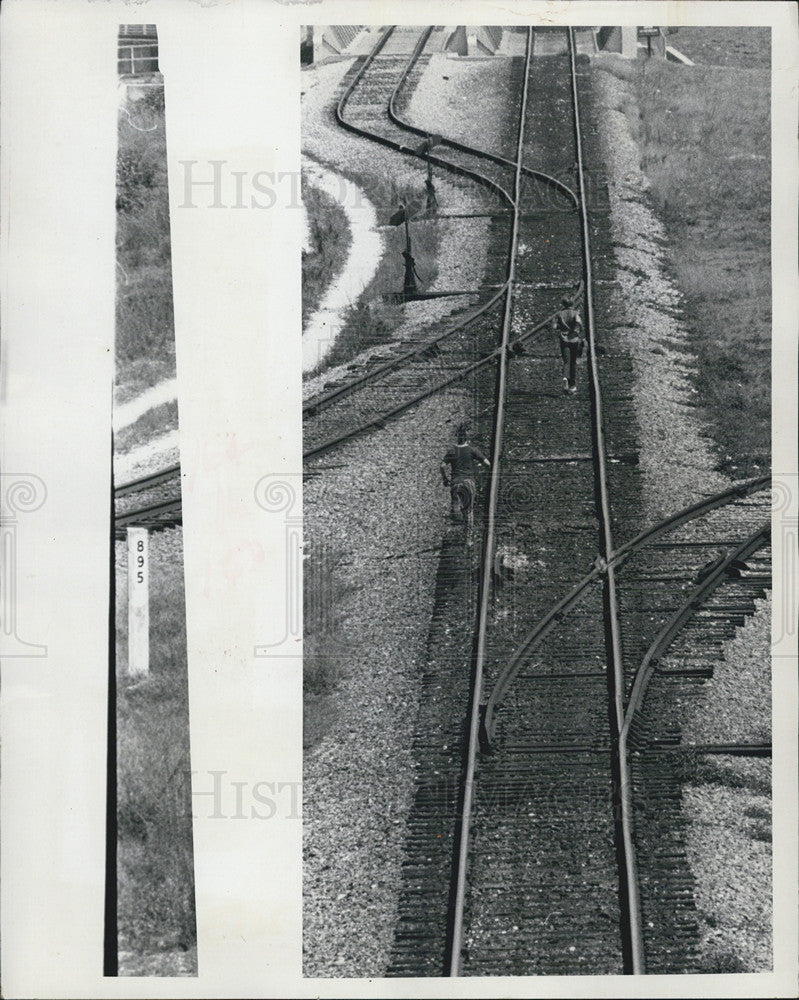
[115,462,180,498]
[303,307,560,460]
[331,26,772,974]
[621,524,771,746]
[303,285,508,417]
[387,26,579,209]
[307,24,576,458]
[114,464,182,531]
[484,474,769,737]
[568,26,641,972]
[445,24,532,979]
[305,24,518,456]
[114,497,182,532]
[336,27,516,210]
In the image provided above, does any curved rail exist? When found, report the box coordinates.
[445,24,533,979]
[484,474,770,737]
[114,497,182,536]
[114,464,182,532]
[336,27,516,209]
[387,25,579,210]
[306,24,579,461]
[621,524,770,744]
[304,24,520,461]
[327,30,772,974]
[303,285,507,418]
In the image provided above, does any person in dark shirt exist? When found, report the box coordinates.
[553,295,585,394]
[441,424,491,525]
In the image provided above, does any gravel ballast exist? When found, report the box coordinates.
[301,49,517,977]
[405,52,520,160]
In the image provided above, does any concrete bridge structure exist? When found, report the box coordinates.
[300,25,692,65]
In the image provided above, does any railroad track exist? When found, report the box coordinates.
[308,26,773,977]
[113,462,181,538]
[303,25,579,462]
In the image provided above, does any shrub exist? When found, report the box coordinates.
[116,91,175,393]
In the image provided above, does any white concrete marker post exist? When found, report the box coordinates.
[127,526,149,678]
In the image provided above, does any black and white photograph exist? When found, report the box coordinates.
[1,2,797,998]
[302,23,775,977]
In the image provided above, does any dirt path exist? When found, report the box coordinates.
[302,159,383,374]
[114,377,177,433]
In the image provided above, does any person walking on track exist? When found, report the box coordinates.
[441,424,491,540]
[553,294,585,394]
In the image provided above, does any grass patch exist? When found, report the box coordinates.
[115,399,178,454]
[116,527,197,964]
[302,176,352,325]
[670,27,771,70]
[598,38,770,476]
[303,166,441,377]
[303,543,357,749]
[116,86,176,395]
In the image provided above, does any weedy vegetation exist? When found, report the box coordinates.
[116,528,197,968]
[115,82,196,975]
[595,29,772,973]
[116,86,176,398]
[598,30,770,476]
[115,399,179,454]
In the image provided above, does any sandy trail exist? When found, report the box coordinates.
[114,378,177,432]
[302,157,383,373]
